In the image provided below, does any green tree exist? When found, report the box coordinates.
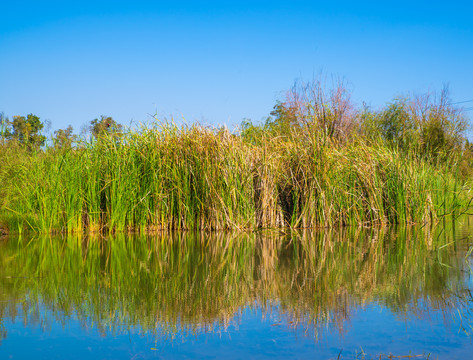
[240,102,300,145]
[53,125,76,149]
[360,88,467,161]
[378,99,415,150]
[265,101,300,137]
[90,115,122,140]
[3,113,46,150]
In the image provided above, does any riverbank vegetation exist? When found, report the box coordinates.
[0,81,472,234]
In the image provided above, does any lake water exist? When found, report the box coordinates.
[1,218,473,359]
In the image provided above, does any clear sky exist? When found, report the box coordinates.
[1,0,472,134]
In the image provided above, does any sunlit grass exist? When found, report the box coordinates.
[0,121,469,234]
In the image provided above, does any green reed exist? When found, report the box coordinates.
[0,121,469,234]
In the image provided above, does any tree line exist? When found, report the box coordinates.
[0,113,122,150]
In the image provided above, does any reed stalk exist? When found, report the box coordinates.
[0,121,469,234]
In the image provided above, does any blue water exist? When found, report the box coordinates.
[2,301,473,359]
[1,224,473,359]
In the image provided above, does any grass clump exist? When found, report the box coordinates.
[0,81,471,234]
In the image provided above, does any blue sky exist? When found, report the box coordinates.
[1,1,472,134]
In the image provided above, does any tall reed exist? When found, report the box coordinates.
[0,120,469,234]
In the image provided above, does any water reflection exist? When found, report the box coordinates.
[0,218,473,353]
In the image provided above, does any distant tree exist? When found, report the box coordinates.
[265,101,300,137]
[3,113,46,150]
[378,99,415,150]
[90,115,122,140]
[53,125,76,149]
[360,87,467,160]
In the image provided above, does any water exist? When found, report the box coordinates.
[1,218,473,359]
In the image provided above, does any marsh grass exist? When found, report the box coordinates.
[0,120,469,234]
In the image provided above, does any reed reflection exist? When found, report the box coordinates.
[0,219,472,342]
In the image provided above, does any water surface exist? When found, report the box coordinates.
[1,219,473,359]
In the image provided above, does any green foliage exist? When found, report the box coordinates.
[265,101,301,138]
[360,88,467,162]
[2,113,46,150]
[53,125,76,149]
[240,101,301,145]
[90,115,123,139]
[378,99,415,148]
[0,119,468,234]
[0,83,470,234]
[240,119,264,145]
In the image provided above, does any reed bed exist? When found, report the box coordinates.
[0,120,469,234]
